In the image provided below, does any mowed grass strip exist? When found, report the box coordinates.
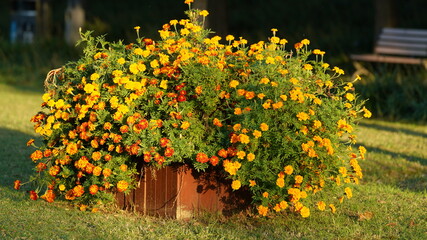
[0,84,426,239]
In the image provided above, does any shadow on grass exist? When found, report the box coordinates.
[364,145,427,166]
[359,121,427,139]
[0,127,36,190]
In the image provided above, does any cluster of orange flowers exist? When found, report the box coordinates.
[16,0,370,217]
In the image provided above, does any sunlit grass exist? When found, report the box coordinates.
[0,84,426,239]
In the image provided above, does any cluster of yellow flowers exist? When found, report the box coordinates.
[18,0,370,217]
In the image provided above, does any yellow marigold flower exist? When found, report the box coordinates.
[260,123,269,131]
[301,39,310,45]
[284,165,293,175]
[272,101,283,109]
[333,66,345,75]
[322,63,330,69]
[129,63,139,74]
[199,10,209,17]
[317,201,326,211]
[280,95,287,101]
[134,48,143,55]
[237,151,246,159]
[234,108,242,115]
[181,121,190,130]
[265,56,275,64]
[276,177,285,188]
[300,206,310,218]
[252,130,262,138]
[150,59,159,68]
[247,153,255,161]
[262,101,271,109]
[270,36,280,44]
[90,73,100,81]
[229,80,239,88]
[226,35,235,42]
[117,57,126,65]
[345,187,353,199]
[257,93,266,99]
[58,184,66,191]
[134,26,140,31]
[295,175,303,184]
[362,106,372,118]
[160,80,168,89]
[170,19,178,26]
[273,204,281,212]
[258,205,268,216]
[84,83,96,94]
[345,93,355,101]
[303,64,313,70]
[263,192,269,198]
[297,112,310,121]
[279,39,288,45]
[279,201,288,210]
[231,180,241,190]
[270,81,278,87]
[329,204,336,213]
[239,134,250,144]
[259,77,270,84]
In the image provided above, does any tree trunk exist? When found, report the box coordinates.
[36,0,51,39]
[64,0,85,45]
[374,0,396,37]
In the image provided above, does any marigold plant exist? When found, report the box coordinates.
[18,1,371,216]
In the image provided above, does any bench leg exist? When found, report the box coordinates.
[352,61,374,81]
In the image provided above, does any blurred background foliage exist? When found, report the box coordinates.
[0,0,426,121]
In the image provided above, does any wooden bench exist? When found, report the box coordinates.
[350,28,427,78]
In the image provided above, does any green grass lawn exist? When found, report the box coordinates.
[0,83,426,239]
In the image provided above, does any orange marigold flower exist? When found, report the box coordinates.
[29,190,38,200]
[73,185,85,197]
[196,152,209,163]
[89,184,99,195]
[26,139,35,146]
[239,134,250,144]
[249,180,256,187]
[14,180,21,190]
[117,180,129,192]
[102,168,112,178]
[41,189,55,203]
[217,149,228,158]
[164,147,174,157]
[30,150,43,162]
[209,156,219,166]
[66,142,78,155]
[213,118,223,127]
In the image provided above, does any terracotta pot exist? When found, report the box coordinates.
[116,164,251,219]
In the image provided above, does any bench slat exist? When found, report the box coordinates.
[377,40,427,50]
[382,28,427,37]
[379,35,427,44]
[375,46,427,57]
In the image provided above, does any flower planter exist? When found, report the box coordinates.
[116,164,251,219]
